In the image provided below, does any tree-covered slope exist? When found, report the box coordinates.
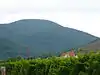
[0,19,98,59]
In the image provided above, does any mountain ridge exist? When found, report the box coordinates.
[0,19,99,38]
[0,19,98,59]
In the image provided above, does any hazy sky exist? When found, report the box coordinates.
[0,0,100,37]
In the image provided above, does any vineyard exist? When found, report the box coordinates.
[0,52,100,75]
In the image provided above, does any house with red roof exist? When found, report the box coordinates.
[60,49,77,58]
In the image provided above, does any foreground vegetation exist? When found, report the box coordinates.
[0,52,100,75]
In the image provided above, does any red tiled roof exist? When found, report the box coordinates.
[69,51,75,56]
[60,50,75,57]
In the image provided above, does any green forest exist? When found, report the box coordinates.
[0,52,100,75]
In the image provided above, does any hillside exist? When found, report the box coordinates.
[0,19,98,59]
[79,39,100,54]
[0,38,27,59]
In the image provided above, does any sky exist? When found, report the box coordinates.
[0,0,100,37]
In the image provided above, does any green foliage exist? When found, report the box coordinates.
[0,52,100,75]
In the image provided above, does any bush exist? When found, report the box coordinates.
[0,52,100,75]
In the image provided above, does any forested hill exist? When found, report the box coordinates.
[0,19,98,59]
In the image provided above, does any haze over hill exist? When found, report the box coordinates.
[0,19,98,59]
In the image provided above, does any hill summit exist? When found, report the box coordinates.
[0,19,98,59]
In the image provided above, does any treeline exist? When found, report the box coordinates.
[0,52,100,75]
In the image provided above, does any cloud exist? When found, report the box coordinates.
[0,0,100,13]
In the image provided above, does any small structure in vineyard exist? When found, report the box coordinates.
[60,49,78,58]
[0,66,6,75]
